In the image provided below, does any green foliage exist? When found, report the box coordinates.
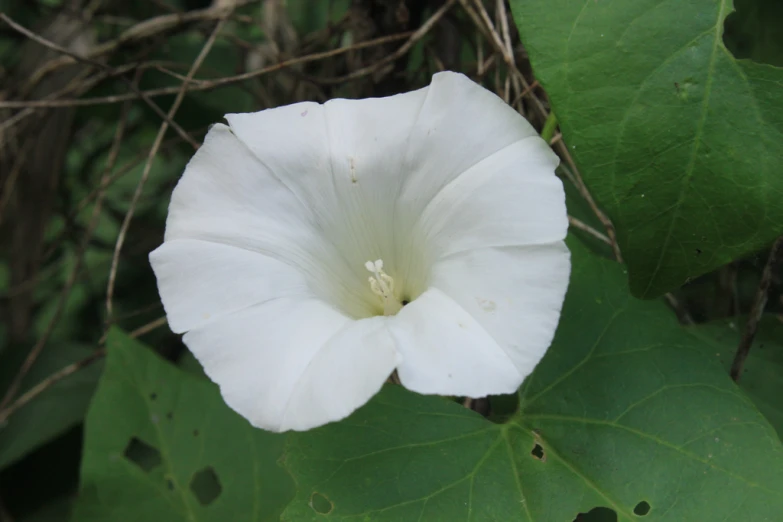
[693,317,783,438]
[510,0,783,298]
[281,239,783,521]
[0,343,102,470]
[5,1,783,519]
[71,329,295,522]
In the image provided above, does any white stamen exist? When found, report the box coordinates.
[365,258,402,316]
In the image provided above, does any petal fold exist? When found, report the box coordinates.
[389,288,523,397]
[184,298,398,432]
[397,71,540,221]
[149,239,310,333]
[163,123,373,318]
[429,244,571,379]
[419,137,566,257]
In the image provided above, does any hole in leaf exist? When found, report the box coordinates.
[634,501,651,516]
[123,437,162,472]
[189,467,222,506]
[574,506,618,522]
[310,492,333,514]
[531,443,545,461]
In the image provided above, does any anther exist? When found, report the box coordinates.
[365,259,402,315]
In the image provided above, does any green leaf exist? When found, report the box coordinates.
[691,317,783,438]
[0,343,102,470]
[71,329,294,522]
[281,239,783,521]
[510,0,783,297]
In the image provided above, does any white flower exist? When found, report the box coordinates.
[149,72,570,432]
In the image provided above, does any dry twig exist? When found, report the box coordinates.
[0,349,105,426]
[22,0,257,91]
[458,1,623,262]
[0,12,199,149]
[0,32,414,109]
[106,16,228,318]
[0,72,137,414]
[308,0,457,84]
[730,236,783,381]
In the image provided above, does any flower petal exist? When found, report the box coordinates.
[184,298,398,432]
[429,244,571,379]
[163,123,372,318]
[397,71,539,221]
[164,123,314,260]
[418,137,567,256]
[149,239,310,333]
[389,288,523,397]
[224,90,431,313]
[224,90,427,261]
[279,316,400,431]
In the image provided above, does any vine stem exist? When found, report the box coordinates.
[540,112,559,143]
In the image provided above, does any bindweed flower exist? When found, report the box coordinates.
[149,72,570,432]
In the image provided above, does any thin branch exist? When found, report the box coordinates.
[0,349,105,426]
[106,17,227,319]
[22,0,256,91]
[0,74,137,413]
[312,0,457,84]
[0,12,199,149]
[558,154,623,262]
[458,1,623,262]
[568,215,610,245]
[129,316,168,338]
[730,236,783,381]
[466,0,524,104]
[0,63,133,134]
[0,316,168,426]
[664,292,694,325]
[495,0,514,60]
[510,79,538,106]
[0,139,33,227]
[0,32,414,109]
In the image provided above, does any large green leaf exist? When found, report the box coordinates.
[281,239,783,521]
[71,329,295,522]
[692,317,783,438]
[510,0,783,298]
[0,343,102,470]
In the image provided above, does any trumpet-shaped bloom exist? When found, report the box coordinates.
[150,72,570,432]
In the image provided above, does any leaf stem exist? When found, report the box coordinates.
[541,112,558,143]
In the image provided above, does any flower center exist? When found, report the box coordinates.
[364,259,403,316]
